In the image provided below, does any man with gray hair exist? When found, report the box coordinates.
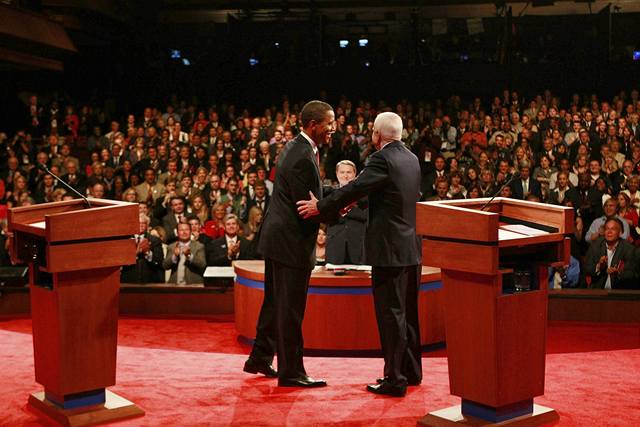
[298,112,423,397]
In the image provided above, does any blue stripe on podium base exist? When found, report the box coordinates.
[461,399,533,423]
[236,276,442,295]
[45,388,106,410]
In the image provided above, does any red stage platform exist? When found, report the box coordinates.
[0,318,638,426]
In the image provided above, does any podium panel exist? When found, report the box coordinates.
[417,198,569,426]
[9,199,144,425]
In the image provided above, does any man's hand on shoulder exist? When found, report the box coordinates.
[297,191,320,219]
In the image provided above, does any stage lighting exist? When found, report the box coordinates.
[170,49,181,59]
[633,51,640,61]
[249,57,259,66]
[359,38,369,47]
[274,42,280,47]
[182,58,191,66]
[364,60,370,67]
[339,40,349,48]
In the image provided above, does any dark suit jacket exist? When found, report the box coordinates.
[205,236,255,266]
[257,134,322,270]
[162,213,181,244]
[584,238,638,289]
[565,187,604,228]
[317,140,422,267]
[120,234,165,284]
[509,177,542,200]
[61,172,87,195]
[324,187,367,265]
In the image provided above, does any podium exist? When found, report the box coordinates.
[8,199,144,426]
[416,198,572,426]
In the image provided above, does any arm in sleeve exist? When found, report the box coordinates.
[317,153,388,218]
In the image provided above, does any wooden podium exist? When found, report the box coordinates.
[8,199,144,426]
[416,198,572,426]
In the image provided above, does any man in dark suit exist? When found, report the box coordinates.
[121,214,165,284]
[205,214,254,265]
[584,218,638,289]
[298,112,423,397]
[326,160,367,265]
[509,160,542,200]
[243,180,270,222]
[162,196,187,244]
[243,101,335,388]
[566,173,604,232]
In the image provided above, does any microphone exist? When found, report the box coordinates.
[36,163,91,208]
[480,170,520,211]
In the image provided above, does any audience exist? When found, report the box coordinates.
[2,88,640,289]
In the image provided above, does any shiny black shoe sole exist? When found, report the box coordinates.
[243,360,278,378]
[366,383,407,397]
[278,378,327,388]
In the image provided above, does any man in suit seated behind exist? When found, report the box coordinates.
[584,217,638,289]
[162,222,206,285]
[326,160,367,265]
[206,214,254,266]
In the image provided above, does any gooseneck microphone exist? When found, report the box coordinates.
[480,170,520,211]
[36,163,91,208]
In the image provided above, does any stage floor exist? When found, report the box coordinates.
[0,317,638,426]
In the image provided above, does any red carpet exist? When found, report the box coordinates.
[0,318,638,426]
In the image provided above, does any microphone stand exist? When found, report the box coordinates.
[37,163,91,208]
[480,171,520,211]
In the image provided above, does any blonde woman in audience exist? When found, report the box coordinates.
[51,188,67,202]
[243,206,263,241]
[202,202,227,240]
[193,167,208,191]
[189,195,209,225]
[122,188,138,203]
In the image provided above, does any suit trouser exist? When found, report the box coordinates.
[250,258,311,379]
[372,264,422,386]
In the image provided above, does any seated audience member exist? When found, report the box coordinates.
[189,194,209,225]
[315,224,327,265]
[203,202,227,240]
[466,185,483,199]
[447,171,467,199]
[243,206,263,241]
[566,173,604,230]
[584,218,638,289]
[548,171,571,205]
[206,214,254,266]
[219,177,245,218]
[620,175,640,212]
[121,214,165,284]
[326,160,367,265]
[585,198,630,242]
[243,180,270,222]
[510,161,542,200]
[549,157,579,190]
[89,182,106,199]
[61,160,87,195]
[135,167,165,204]
[187,214,211,245]
[162,196,187,244]
[617,192,639,243]
[426,177,450,201]
[162,222,206,285]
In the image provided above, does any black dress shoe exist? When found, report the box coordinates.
[367,382,407,397]
[243,358,278,378]
[376,376,421,386]
[278,375,327,388]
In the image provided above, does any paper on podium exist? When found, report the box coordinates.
[203,266,236,278]
[500,224,549,236]
[325,263,372,272]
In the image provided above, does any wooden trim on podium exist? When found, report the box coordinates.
[419,404,559,427]
[28,390,144,427]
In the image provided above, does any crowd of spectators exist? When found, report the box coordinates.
[1,88,640,289]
